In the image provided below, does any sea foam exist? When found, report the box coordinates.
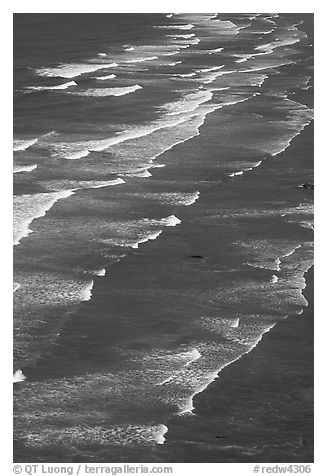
[35,63,118,78]
[208,47,224,54]
[13,283,21,293]
[13,138,38,151]
[156,24,195,30]
[198,65,225,73]
[178,323,276,415]
[71,85,143,97]
[81,280,94,301]
[94,269,106,277]
[95,74,116,80]
[171,72,196,78]
[13,190,75,246]
[130,230,163,249]
[125,56,158,63]
[13,370,26,383]
[13,164,38,174]
[167,33,196,39]
[163,90,213,116]
[27,81,77,91]
[55,112,209,161]
[159,215,182,226]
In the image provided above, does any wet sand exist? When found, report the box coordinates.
[159,266,313,462]
[155,91,314,461]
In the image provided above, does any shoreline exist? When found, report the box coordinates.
[160,266,313,462]
[158,81,314,461]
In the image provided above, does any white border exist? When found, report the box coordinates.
[4,2,324,474]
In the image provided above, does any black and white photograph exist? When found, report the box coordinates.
[11,1,316,470]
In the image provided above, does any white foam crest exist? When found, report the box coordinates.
[94,269,106,277]
[166,14,173,18]
[95,74,116,80]
[228,171,244,177]
[269,106,313,157]
[167,33,196,39]
[81,280,94,301]
[13,370,26,383]
[130,230,163,249]
[261,28,275,35]
[163,90,213,116]
[230,317,240,328]
[35,63,118,78]
[27,80,77,91]
[123,169,152,178]
[255,38,300,54]
[155,425,168,444]
[218,92,260,110]
[98,52,107,57]
[87,178,125,188]
[157,349,202,385]
[214,70,236,77]
[182,191,200,206]
[198,65,225,73]
[156,23,195,30]
[214,19,240,34]
[273,258,281,272]
[299,221,314,231]
[209,87,230,91]
[179,323,276,415]
[282,245,302,259]
[13,190,75,246]
[241,61,293,73]
[13,164,38,174]
[13,283,21,293]
[208,47,224,54]
[58,113,201,160]
[171,72,196,78]
[200,69,236,84]
[253,74,268,88]
[187,38,200,45]
[161,51,179,56]
[48,179,125,190]
[243,160,263,172]
[271,275,279,283]
[71,84,143,97]
[13,138,38,151]
[149,115,206,164]
[233,53,254,63]
[167,61,182,66]
[125,56,158,63]
[159,215,181,226]
[143,191,199,208]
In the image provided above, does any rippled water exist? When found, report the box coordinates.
[13,13,313,462]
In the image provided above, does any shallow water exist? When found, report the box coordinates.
[13,13,313,462]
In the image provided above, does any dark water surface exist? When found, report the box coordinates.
[13,13,313,462]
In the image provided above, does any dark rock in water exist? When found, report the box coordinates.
[189,255,204,259]
[298,183,314,189]
[215,436,229,439]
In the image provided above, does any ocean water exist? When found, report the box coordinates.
[13,13,313,462]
